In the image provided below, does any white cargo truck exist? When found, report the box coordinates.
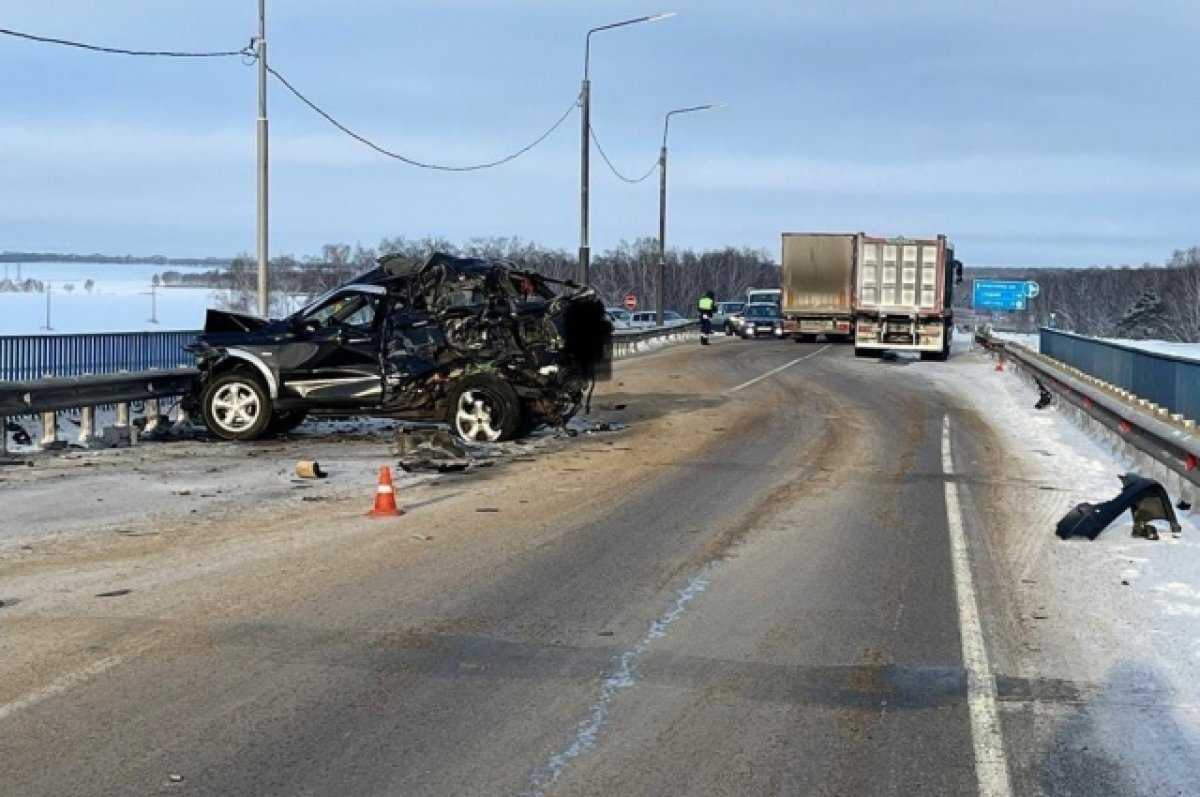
[780,232,856,342]
[852,234,962,361]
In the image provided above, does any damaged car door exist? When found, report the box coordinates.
[276,285,388,407]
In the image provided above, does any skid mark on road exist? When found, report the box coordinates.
[521,568,712,797]
[726,345,830,394]
[943,415,1014,797]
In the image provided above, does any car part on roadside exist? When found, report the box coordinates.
[1055,473,1182,541]
[184,252,613,444]
[1034,378,1054,410]
[294,460,326,479]
[391,423,475,472]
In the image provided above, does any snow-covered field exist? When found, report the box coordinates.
[0,262,218,335]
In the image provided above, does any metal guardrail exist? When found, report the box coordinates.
[611,322,699,357]
[0,330,200,382]
[0,323,700,457]
[1040,328,1200,425]
[979,334,1200,498]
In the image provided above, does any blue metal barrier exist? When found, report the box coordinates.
[1040,328,1200,423]
[0,330,200,382]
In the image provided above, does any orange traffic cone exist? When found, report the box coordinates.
[367,466,404,517]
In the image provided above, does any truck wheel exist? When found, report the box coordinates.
[201,370,273,441]
[797,334,817,343]
[447,375,521,443]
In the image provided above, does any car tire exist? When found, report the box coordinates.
[201,370,273,441]
[447,375,521,443]
[265,410,309,437]
[724,323,734,336]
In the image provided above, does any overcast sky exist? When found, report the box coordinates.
[3,0,1198,266]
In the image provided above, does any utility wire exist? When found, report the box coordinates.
[0,27,255,58]
[589,125,659,184]
[267,65,578,172]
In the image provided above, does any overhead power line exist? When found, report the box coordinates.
[589,125,659,184]
[0,27,255,58]
[267,65,578,172]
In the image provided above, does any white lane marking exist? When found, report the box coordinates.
[522,569,711,797]
[726,344,831,394]
[942,415,1014,797]
[0,654,126,723]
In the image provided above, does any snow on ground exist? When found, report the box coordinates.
[924,344,1200,793]
[993,328,1200,363]
[1,262,219,335]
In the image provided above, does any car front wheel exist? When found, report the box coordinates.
[447,376,521,443]
[201,371,273,441]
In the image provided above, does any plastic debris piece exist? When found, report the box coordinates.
[295,460,327,479]
[1056,473,1182,541]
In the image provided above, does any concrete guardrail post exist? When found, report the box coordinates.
[144,399,162,434]
[40,412,57,448]
[0,415,7,456]
[79,406,96,445]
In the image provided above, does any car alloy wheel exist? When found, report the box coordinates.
[202,372,273,441]
[448,376,521,443]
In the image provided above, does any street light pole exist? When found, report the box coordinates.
[578,12,675,287]
[657,103,725,326]
[256,0,269,318]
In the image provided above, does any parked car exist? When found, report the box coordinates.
[630,310,688,328]
[605,307,633,329]
[739,302,786,339]
[713,301,745,335]
[183,252,612,443]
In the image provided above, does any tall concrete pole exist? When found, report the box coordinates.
[656,144,667,326]
[256,0,269,318]
[578,76,590,287]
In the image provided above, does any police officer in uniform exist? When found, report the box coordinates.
[697,290,716,345]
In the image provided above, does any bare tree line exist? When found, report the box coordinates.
[214,237,778,318]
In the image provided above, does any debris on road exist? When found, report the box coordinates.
[411,533,432,541]
[1034,378,1054,410]
[1055,473,1182,541]
[95,589,132,598]
[392,424,474,472]
[294,460,327,479]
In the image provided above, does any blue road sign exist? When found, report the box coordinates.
[973,279,1031,311]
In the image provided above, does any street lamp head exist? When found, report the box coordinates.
[647,12,676,22]
[662,102,727,146]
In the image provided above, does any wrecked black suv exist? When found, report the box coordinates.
[183,252,611,442]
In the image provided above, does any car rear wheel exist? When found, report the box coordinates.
[201,371,273,441]
[447,376,521,443]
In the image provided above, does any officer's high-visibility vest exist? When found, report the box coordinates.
[698,297,715,312]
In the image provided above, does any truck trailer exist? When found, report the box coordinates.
[780,233,856,342]
[852,234,961,361]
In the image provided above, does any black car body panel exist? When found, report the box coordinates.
[185,252,612,439]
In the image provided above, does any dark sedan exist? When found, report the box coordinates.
[739,303,786,339]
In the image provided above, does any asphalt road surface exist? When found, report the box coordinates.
[0,339,1108,795]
